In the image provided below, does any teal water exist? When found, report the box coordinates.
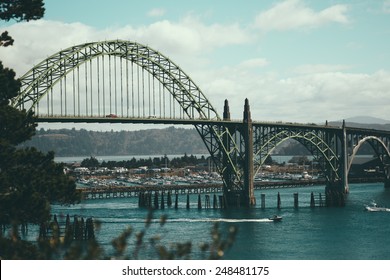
[51,183,390,260]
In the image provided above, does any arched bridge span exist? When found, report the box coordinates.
[12,40,245,204]
[11,40,390,207]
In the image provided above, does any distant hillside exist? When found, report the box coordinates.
[21,127,209,156]
[343,116,390,125]
[328,121,390,131]
[22,120,386,157]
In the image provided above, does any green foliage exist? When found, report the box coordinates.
[0,30,13,46]
[81,156,100,168]
[0,0,45,22]
[288,155,311,165]
[0,212,237,260]
[0,0,79,227]
[0,61,21,105]
[21,127,209,156]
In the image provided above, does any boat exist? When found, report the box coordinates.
[269,215,283,222]
[364,201,390,212]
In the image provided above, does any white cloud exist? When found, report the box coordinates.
[254,0,349,31]
[1,18,251,76]
[383,0,390,14]
[239,58,269,69]
[292,64,352,75]
[197,64,390,123]
[1,14,388,125]
[147,8,166,18]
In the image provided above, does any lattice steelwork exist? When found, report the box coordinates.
[11,40,244,196]
[346,128,390,180]
[252,123,342,182]
[13,40,217,120]
[11,40,390,206]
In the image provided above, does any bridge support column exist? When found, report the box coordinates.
[325,181,346,207]
[341,120,349,194]
[222,100,234,207]
[385,165,390,188]
[242,99,256,207]
[325,120,349,207]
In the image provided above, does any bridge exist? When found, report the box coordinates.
[11,40,390,207]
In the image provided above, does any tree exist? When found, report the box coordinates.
[1,0,45,47]
[0,0,80,227]
[81,156,100,169]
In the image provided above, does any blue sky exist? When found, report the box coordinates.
[1,0,390,130]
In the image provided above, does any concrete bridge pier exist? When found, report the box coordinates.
[325,180,346,207]
[325,120,349,207]
[222,99,256,208]
[242,99,256,207]
[384,165,390,188]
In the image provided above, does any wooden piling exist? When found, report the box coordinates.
[277,192,281,209]
[205,195,210,208]
[138,192,144,207]
[213,194,218,209]
[167,191,172,207]
[160,192,165,209]
[319,193,324,207]
[175,193,178,209]
[310,192,315,207]
[294,193,299,208]
[147,192,152,208]
[154,192,159,209]
[198,194,202,209]
[261,194,265,209]
[186,194,190,209]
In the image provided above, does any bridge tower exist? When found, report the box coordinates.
[325,120,349,206]
[221,99,256,208]
[242,99,256,206]
[222,99,234,207]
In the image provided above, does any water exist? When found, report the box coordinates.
[46,182,390,260]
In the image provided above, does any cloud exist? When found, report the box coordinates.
[383,0,390,14]
[239,58,269,69]
[147,8,166,18]
[1,18,251,76]
[254,0,349,31]
[197,64,390,123]
[292,64,352,75]
[1,13,388,125]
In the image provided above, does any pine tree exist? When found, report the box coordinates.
[0,0,80,228]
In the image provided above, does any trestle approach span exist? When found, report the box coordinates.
[11,40,390,207]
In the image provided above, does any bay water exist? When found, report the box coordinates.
[50,182,390,260]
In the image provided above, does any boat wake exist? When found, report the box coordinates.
[102,218,274,224]
[364,201,390,212]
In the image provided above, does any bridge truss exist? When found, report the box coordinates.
[12,40,247,205]
[11,40,390,207]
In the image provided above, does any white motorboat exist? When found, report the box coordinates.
[269,215,283,222]
[364,201,390,212]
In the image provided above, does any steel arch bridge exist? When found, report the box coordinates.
[11,40,390,207]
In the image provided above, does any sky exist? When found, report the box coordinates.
[1,0,390,130]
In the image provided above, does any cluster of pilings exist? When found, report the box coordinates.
[138,191,326,209]
[259,192,326,209]
[38,214,95,240]
[138,191,230,209]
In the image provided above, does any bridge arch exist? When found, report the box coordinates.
[347,136,390,173]
[12,40,220,121]
[11,40,245,201]
[253,128,340,182]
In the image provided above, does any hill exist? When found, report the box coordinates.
[23,120,387,157]
[21,127,209,156]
